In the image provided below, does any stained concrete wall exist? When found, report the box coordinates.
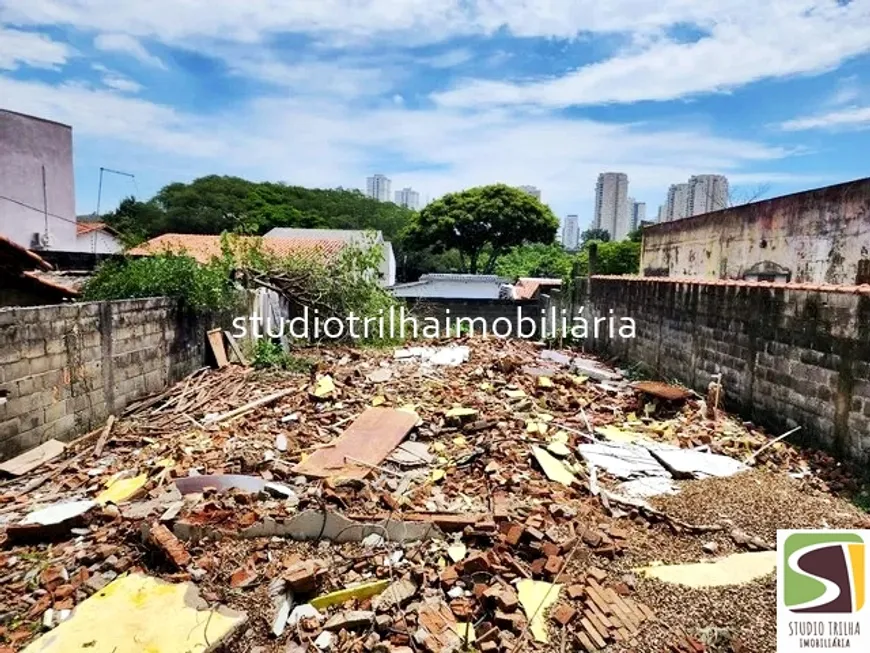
[571,276,870,462]
[0,298,219,461]
[641,178,870,285]
[0,110,77,251]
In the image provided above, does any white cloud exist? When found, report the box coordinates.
[93,33,165,68]
[420,48,474,68]
[781,106,870,131]
[0,26,72,70]
[226,54,399,98]
[433,1,870,108]
[0,76,223,157]
[0,0,829,46]
[0,72,799,215]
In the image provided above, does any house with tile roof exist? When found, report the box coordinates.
[264,228,395,286]
[127,233,348,265]
[75,222,123,254]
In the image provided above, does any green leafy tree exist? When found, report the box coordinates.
[580,228,610,244]
[626,228,643,243]
[408,184,559,274]
[496,243,574,279]
[572,240,641,276]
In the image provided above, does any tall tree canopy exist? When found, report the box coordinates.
[580,227,611,244]
[407,184,559,274]
[495,243,574,279]
[104,175,416,244]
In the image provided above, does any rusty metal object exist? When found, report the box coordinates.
[632,381,692,402]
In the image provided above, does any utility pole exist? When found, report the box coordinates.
[95,167,136,219]
[95,167,137,254]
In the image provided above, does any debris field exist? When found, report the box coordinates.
[1,338,868,653]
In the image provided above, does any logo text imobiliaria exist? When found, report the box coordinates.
[777,530,868,652]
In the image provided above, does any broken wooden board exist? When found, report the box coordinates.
[207,328,229,368]
[292,407,418,481]
[223,330,248,365]
[0,438,65,476]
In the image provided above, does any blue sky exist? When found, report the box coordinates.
[2,0,870,230]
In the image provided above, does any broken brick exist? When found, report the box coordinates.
[284,560,325,594]
[503,523,525,546]
[544,555,563,576]
[587,566,608,582]
[552,603,577,626]
[581,529,603,548]
[146,522,191,569]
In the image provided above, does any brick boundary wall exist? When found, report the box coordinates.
[402,297,545,339]
[567,276,870,462]
[0,298,221,461]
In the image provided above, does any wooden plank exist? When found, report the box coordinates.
[609,598,637,633]
[583,610,611,643]
[0,439,65,476]
[623,597,649,624]
[207,328,229,368]
[585,581,614,616]
[585,601,613,630]
[606,589,640,631]
[575,632,598,652]
[292,408,418,481]
[223,330,248,366]
[581,618,607,650]
[92,415,116,458]
[637,601,656,621]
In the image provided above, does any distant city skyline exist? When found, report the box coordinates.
[661,174,730,221]
[594,172,630,240]
[562,214,579,250]
[365,174,391,202]
[517,185,541,201]
[394,187,420,210]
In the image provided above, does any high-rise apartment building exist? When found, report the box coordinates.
[562,215,579,250]
[394,187,420,210]
[687,174,729,215]
[627,200,646,232]
[594,172,629,240]
[664,183,690,222]
[366,174,391,202]
[517,185,542,201]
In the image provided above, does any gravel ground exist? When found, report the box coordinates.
[651,469,869,543]
[613,575,776,653]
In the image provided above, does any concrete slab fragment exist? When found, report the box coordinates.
[578,442,671,480]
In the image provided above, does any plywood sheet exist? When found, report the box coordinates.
[292,407,418,480]
[0,439,65,476]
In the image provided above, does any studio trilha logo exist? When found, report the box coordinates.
[783,532,865,614]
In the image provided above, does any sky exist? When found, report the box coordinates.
[2,1,870,230]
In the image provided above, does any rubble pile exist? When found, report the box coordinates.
[0,338,868,653]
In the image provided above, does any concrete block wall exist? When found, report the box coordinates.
[572,276,870,462]
[0,298,215,461]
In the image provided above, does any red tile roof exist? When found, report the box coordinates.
[76,221,117,236]
[514,277,562,299]
[127,234,347,264]
[0,234,52,271]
